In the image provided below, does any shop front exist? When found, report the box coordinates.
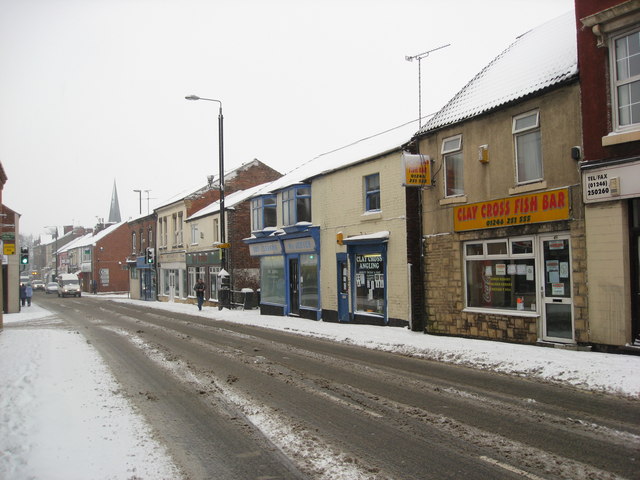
[581,158,640,347]
[245,226,321,320]
[135,256,156,301]
[426,187,587,345]
[341,233,389,326]
[186,250,222,304]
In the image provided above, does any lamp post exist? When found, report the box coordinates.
[185,95,226,271]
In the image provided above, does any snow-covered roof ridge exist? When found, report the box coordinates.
[187,183,272,221]
[418,10,577,134]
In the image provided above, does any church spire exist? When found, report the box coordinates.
[108,180,122,223]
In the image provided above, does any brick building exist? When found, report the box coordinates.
[576,0,640,349]
[156,159,281,306]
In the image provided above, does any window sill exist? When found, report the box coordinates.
[439,195,467,206]
[602,129,640,147]
[509,181,547,195]
[361,211,382,221]
[463,307,539,318]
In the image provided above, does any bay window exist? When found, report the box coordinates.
[282,186,311,226]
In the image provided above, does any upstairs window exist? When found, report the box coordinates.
[132,232,137,253]
[364,174,380,212]
[282,186,311,226]
[442,134,464,197]
[190,223,199,245]
[613,29,640,130]
[251,195,277,231]
[513,110,543,185]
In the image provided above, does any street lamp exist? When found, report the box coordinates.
[185,95,226,271]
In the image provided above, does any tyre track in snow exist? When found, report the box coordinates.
[47,297,640,479]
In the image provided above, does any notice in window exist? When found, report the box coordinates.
[552,283,565,296]
[495,264,506,276]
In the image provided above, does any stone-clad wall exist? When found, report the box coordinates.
[424,219,588,345]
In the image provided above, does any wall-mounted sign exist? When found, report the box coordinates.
[453,188,570,232]
[283,237,316,253]
[248,241,282,256]
[402,152,432,187]
[582,159,640,203]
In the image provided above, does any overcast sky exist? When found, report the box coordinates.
[0,0,575,237]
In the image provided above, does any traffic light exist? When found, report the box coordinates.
[145,247,155,264]
[20,247,29,265]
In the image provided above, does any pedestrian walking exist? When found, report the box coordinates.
[19,283,27,306]
[194,278,206,311]
[25,284,33,306]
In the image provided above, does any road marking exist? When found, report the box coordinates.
[479,456,547,480]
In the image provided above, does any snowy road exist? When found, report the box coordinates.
[7,294,640,479]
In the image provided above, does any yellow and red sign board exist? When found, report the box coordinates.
[402,153,432,187]
[453,188,570,232]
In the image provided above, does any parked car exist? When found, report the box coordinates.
[57,273,81,298]
[45,282,58,294]
[32,281,45,291]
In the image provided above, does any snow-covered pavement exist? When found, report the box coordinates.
[1,296,639,479]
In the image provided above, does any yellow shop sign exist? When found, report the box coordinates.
[453,188,570,232]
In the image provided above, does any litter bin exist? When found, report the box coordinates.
[240,288,253,309]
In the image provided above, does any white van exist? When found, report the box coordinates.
[57,273,82,298]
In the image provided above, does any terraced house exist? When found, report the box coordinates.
[410,11,588,346]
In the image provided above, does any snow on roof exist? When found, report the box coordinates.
[187,183,270,221]
[342,231,390,243]
[244,121,418,198]
[56,232,93,254]
[418,10,577,134]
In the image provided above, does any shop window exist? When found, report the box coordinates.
[513,110,543,185]
[188,266,206,297]
[464,237,536,312]
[442,135,464,197]
[300,254,319,308]
[364,174,381,212]
[612,29,640,131]
[354,252,385,315]
[282,186,311,226]
[252,195,277,231]
[261,256,285,304]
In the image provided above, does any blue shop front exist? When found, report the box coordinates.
[135,256,157,301]
[244,225,321,320]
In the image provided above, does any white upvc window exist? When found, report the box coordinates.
[612,28,640,131]
[190,223,199,245]
[441,134,463,197]
[513,110,543,185]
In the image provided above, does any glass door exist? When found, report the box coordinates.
[168,270,176,302]
[540,235,574,342]
[336,253,349,322]
[289,258,299,316]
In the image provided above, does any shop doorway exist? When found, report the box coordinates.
[168,270,176,302]
[540,234,574,342]
[289,258,299,316]
[336,253,349,322]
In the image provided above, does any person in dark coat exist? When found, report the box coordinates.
[194,278,206,311]
[19,283,27,306]
[25,284,33,306]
